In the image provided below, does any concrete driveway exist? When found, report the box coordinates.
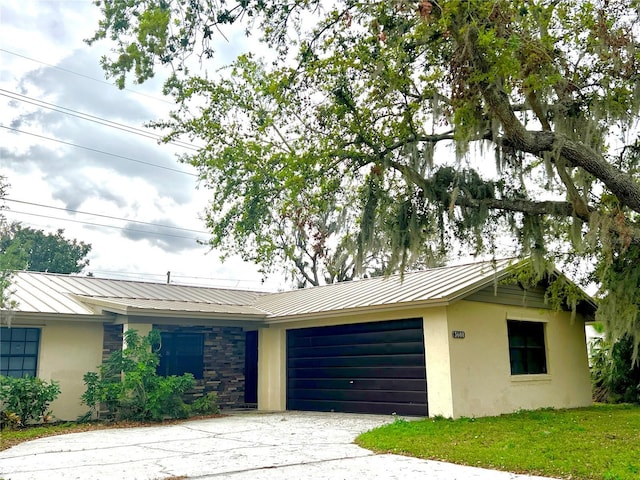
[0,411,555,480]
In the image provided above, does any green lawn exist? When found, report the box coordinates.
[356,404,640,480]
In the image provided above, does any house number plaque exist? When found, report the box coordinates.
[452,330,466,339]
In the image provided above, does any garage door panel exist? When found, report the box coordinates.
[289,353,426,369]
[289,378,427,392]
[288,365,426,379]
[288,388,427,404]
[287,327,425,348]
[290,319,421,337]
[287,318,428,416]
[289,399,428,416]
[288,341,425,359]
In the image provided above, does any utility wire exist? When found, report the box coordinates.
[0,125,198,177]
[0,48,175,106]
[0,88,200,151]
[7,210,207,241]
[90,269,265,284]
[5,198,209,234]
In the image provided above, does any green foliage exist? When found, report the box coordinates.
[595,244,640,360]
[501,260,593,318]
[0,268,15,319]
[0,176,16,317]
[82,329,196,422]
[0,223,92,274]
[591,335,640,404]
[190,392,220,415]
[89,1,640,349]
[0,375,61,429]
[357,405,640,480]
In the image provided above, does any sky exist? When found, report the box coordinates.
[0,0,288,290]
[0,1,598,300]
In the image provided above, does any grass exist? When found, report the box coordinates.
[1,421,111,451]
[356,404,640,480]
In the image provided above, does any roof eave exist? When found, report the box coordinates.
[2,311,116,324]
[115,307,267,322]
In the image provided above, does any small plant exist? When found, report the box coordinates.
[0,375,61,429]
[82,329,196,421]
[190,392,220,415]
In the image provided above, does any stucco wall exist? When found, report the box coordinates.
[38,320,105,421]
[257,302,592,419]
[446,300,592,418]
[422,307,454,417]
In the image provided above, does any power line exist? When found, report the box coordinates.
[0,88,200,151]
[90,268,266,285]
[0,125,198,177]
[0,48,175,106]
[5,198,209,234]
[7,210,207,241]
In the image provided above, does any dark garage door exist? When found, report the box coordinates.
[287,318,427,416]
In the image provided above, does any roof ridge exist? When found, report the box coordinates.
[259,257,519,296]
[14,270,270,294]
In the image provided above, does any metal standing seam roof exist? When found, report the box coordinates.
[253,258,517,319]
[7,271,268,317]
[5,258,545,320]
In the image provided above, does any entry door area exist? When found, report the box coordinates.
[286,318,428,416]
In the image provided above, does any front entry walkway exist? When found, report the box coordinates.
[0,411,556,479]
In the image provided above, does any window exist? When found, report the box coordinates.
[1,327,40,377]
[507,320,547,375]
[157,332,204,379]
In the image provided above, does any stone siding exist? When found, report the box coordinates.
[154,325,247,409]
[102,324,123,362]
[100,324,247,409]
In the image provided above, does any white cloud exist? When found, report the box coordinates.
[0,0,285,291]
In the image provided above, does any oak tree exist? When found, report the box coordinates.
[88,0,640,353]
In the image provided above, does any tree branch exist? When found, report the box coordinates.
[553,158,590,218]
[460,23,640,215]
[388,158,640,245]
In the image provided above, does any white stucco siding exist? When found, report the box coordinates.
[257,327,287,411]
[38,321,104,421]
[422,307,454,418]
[446,300,592,418]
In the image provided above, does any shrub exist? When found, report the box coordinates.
[82,329,196,421]
[0,375,61,429]
[191,392,220,415]
[591,335,640,404]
